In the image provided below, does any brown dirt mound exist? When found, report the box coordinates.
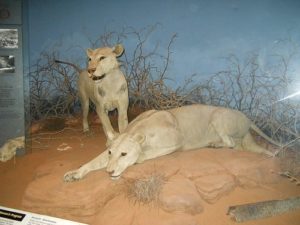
[1,121,299,225]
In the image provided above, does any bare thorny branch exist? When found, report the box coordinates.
[28,26,300,150]
[29,51,78,120]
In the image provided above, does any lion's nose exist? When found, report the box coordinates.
[88,68,96,75]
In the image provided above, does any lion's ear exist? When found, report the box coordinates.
[132,133,145,145]
[86,48,93,57]
[113,44,124,57]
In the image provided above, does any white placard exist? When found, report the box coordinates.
[0,206,88,225]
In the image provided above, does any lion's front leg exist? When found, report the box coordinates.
[117,105,128,133]
[64,150,109,182]
[96,107,118,145]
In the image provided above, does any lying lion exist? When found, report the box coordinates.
[56,44,128,144]
[64,104,280,182]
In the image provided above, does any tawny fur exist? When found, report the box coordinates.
[64,104,280,182]
[55,44,129,144]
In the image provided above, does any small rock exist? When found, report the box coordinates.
[159,175,203,215]
[194,173,236,203]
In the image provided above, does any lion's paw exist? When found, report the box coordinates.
[64,170,82,182]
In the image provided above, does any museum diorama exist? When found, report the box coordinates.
[0,0,300,225]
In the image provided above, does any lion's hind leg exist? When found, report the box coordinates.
[211,134,235,148]
[242,132,275,156]
[207,123,236,148]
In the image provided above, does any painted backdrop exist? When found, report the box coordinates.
[26,0,300,96]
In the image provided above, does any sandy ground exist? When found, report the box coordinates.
[0,114,300,225]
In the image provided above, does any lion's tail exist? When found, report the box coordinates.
[250,123,282,148]
[54,59,82,73]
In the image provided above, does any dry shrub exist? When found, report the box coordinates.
[188,50,300,152]
[28,25,299,151]
[29,51,78,121]
[125,172,166,205]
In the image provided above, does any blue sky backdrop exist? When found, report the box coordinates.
[27,0,300,91]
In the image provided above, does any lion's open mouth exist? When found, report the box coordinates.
[92,74,106,81]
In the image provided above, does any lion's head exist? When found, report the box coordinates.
[86,44,124,79]
[106,133,145,179]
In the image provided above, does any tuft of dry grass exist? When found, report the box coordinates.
[125,172,166,205]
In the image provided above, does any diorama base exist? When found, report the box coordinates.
[0,119,299,225]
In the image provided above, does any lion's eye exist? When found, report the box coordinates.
[108,150,112,155]
[121,152,127,157]
[88,58,91,61]
[99,56,106,61]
